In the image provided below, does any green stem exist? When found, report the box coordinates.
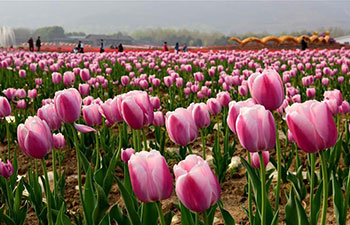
[41,158,53,225]
[95,131,100,170]
[203,210,209,225]
[247,152,253,225]
[142,128,148,151]
[118,123,123,150]
[156,201,166,225]
[201,129,206,160]
[52,148,58,199]
[275,121,281,212]
[133,129,138,151]
[70,124,87,223]
[195,213,199,225]
[259,152,266,225]
[187,145,193,154]
[5,119,10,160]
[319,150,328,225]
[137,129,142,152]
[309,153,316,224]
[344,166,350,224]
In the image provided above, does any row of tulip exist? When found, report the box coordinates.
[0,49,349,225]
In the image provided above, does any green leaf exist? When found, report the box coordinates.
[218,203,235,225]
[141,202,158,225]
[332,174,345,225]
[84,166,95,225]
[114,176,141,225]
[284,188,309,225]
[311,181,322,225]
[179,202,194,225]
[164,211,174,225]
[92,183,110,224]
[98,214,110,225]
[103,148,120,195]
[109,204,131,225]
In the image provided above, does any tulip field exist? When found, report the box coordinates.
[0,48,350,225]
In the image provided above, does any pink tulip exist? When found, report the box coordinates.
[120,91,154,130]
[216,91,231,107]
[78,84,90,96]
[321,78,329,86]
[74,123,96,134]
[191,103,210,128]
[236,105,276,152]
[37,104,62,130]
[287,130,295,143]
[206,98,222,116]
[17,116,53,159]
[15,89,26,98]
[306,88,316,98]
[150,96,160,109]
[249,151,269,169]
[99,97,123,124]
[121,76,130,86]
[19,70,26,78]
[340,101,350,114]
[52,72,62,84]
[0,97,11,117]
[324,89,343,106]
[0,160,14,178]
[28,89,37,99]
[174,155,220,212]
[16,100,26,109]
[166,108,198,146]
[248,69,284,110]
[63,71,75,87]
[83,104,102,126]
[3,88,16,99]
[128,150,173,203]
[80,68,91,82]
[121,148,135,163]
[227,99,255,134]
[54,88,82,123]
[153,111,165,126]
[53,133,66,149]
[285,100,337,153]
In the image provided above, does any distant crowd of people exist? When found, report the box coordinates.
[27,37,41,52]
[163,42,187,53]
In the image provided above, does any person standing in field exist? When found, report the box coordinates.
[100,39,104,53]
[301,37,308,50]
[78,41,84,53]
[174,42,179,53]
[118,43,124,52]
[28,37,34,52]
[36,36,41,52]
[163,42,168,51]
[183,43,188,52]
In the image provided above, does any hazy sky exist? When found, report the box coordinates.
[1,1,350,34]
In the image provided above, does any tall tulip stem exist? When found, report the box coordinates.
[203,209,209,225]
[142,128,148,151]
[5,119,10,159]
[52,148,58,198]
[274,120,281,212]
[200,129,206,160]
[95,131,100,170]
[259,151,266,225]
[319,150,328,225]
[247,152,253,225]
[41,158,53,225]
[156,201,166,225]
[309,153,316,224]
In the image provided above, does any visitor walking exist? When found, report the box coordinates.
[36,36,41,52]
[100,39,104,53]
[118,43,124,52]
[163,42,168,51]
[301,37,308,50]
[28,37,34,52]
[183,43,188,52]
[174,42,179,53]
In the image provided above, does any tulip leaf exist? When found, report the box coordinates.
[103,148,120,195]
[179,202,194,225]
[98,214,110,225]
[0,206,16,225]
[141,202,158,225]
[310,182,322,225]
[84,166,95,225]
[332,173,345,225]
[218,202,235,225]
[109,204,132,225]
[207,204,218,225]
[164,210,174,225]
[114,176,141,225]
[92,183,110,224]
[284,187,309,225]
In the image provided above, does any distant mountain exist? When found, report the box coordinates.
[1,1,349,35]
